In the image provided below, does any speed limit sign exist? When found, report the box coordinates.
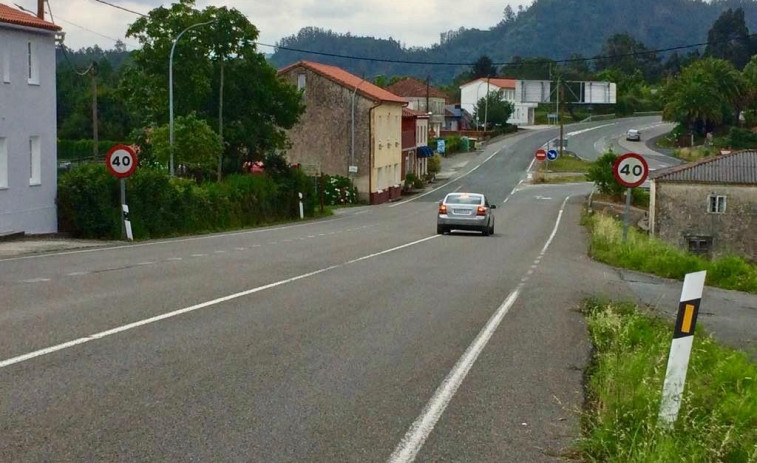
[613,153,649,188]
[106,145,138,178]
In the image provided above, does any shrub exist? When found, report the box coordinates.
[427,154,442,176]
[587,152,624,198]
[58,140,128,161]
[58,165,316,240]
[715,127,757,150]
[320,174,358,206]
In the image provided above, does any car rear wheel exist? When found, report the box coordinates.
[482,226,490,236]
[437,225,445,235]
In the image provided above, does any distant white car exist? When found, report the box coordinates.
[626,129,641,141]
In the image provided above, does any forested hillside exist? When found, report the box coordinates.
[269,0,757,83]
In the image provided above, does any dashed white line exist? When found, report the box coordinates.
[234,248,246,251]
[136,261,155,266]
[190,254,207,258]
[166,257,183,262]
[214,250,227,254]
[21,278,51,283]
[0,235,439,370]
[66,271,90,277]
[387,195,572,463]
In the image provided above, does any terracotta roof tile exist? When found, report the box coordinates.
[402,107,429,118]
[385,77,447,100]
[651,150,757,185]
[460,77,517,89]
[0,3,61,31]
[279,60,406,104]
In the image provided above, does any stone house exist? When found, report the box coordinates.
[385,77,446,137]
[0,3,61,234]
[649,150,757,260]
[279,61,406,205]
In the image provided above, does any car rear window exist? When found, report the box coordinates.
[446,194,483,205]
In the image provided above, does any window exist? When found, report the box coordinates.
[377,167,384,190]
[708,195,726,214]
[297,74,305,92]
[0,137,7,188]
[385,113,390,144]
[393,163,399,185]
[27,41,39,85]
[29,136,41,185]
[688,237,712,256]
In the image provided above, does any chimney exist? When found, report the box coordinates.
[37,0,44,19]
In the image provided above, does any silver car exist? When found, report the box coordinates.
[626,129,641,141]
[437,192,496,236]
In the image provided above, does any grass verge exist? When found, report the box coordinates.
[585,213,757,294]
[532,173,588,184]
[538,152,592,173]
[578,299,757,462]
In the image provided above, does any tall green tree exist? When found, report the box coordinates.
[663,58,745,134]
[473,90,514,127]
[705,8,753,70]
[471,55,497,79]
[122,0,303,175]
[594,33,662,82]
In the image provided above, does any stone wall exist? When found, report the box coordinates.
[652,182,757,260]
[281,66,372,200]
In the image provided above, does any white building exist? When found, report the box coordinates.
[460,78,541,126]
[0,4,60,234]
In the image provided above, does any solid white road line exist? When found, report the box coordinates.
[0,217,350,263]
[20,278,51,283]
[387,195,572,463]
[389,148,504,207]
[0,235,440,370]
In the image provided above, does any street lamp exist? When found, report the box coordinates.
[169,19,216,176]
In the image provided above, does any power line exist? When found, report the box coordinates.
[91,0,146,17]
[81,0,757,68]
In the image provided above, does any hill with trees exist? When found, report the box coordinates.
[269,0,757,83]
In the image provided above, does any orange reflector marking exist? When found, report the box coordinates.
[681,304,695,334]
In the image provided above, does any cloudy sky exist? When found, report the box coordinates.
[16,0,530,51]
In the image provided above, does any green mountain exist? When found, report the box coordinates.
[269,0,757,84]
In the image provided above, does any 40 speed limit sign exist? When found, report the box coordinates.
[613,152,649,188]
[106,145,138,178]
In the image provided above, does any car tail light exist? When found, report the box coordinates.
[439,204,447,214]
[477,206,487,216]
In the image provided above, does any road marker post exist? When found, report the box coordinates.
[658,270,706,429]
[298,192,304,220]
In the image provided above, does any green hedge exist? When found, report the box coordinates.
[58,165,316,239]
[58,140,127,161]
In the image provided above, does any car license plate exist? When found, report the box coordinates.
[453,209,471,215]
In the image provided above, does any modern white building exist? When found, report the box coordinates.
[0,4,61,234]
[460,78,544,126]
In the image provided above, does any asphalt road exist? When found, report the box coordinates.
[567,116,678,170]
[1,119,647,462]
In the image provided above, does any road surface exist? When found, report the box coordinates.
[1,119,648,462]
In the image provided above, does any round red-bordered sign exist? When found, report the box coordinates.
[106,145,138,178]
[613,152,649,188]
[535,148,547,161]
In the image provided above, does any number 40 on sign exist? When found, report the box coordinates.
[613,152,649,242]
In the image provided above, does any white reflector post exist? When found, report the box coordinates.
[122,204,133,241]
[659,270,706,428]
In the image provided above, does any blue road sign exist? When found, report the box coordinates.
[547,149,559,161]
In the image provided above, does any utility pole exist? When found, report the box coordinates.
[426,75,430,135]
[558,76,564,156]
[90,61,99,157]
[217,56,224,182]
[483,76,490,134]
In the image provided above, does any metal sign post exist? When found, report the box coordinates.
[659,271,706,429]
[106,145,138,241]
[613,153,649,242]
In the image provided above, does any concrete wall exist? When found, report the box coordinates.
[281,66,373,200]
[652,181,757,260]
[0,25,58,234]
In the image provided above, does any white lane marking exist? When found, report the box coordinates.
[252,244,262,248]
[387,195,572,463]
[318,234,326,236]
[234,248,246,251]
[166,257,183,262]
[0,217,350,263]
[308,235,316,238]
[21,278,51,283]
[214,250,227,254]
[66,272,90,277]
[0,235,440,369]
[566,122,616,138]
[282,239,292,243]
[389,149,503,207]
[136,261,155,266]
[191,254,207,258]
